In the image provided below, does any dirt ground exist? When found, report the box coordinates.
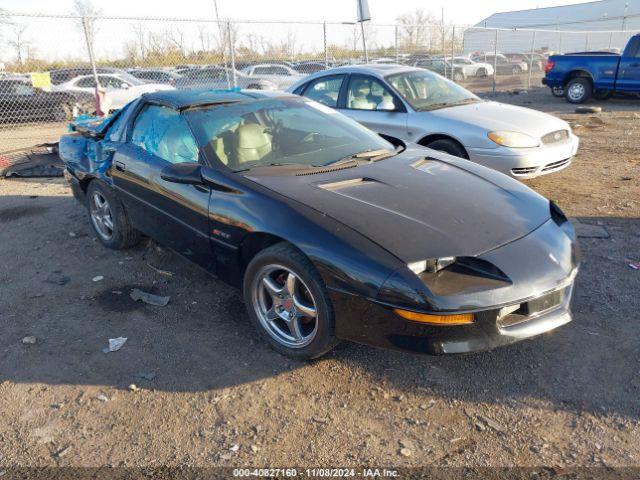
[0,88,639,474]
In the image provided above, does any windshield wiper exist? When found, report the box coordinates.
[234,162,299,173]
[318,149,396,167]
[418,98,479,111]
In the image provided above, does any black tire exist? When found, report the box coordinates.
[86,180,141,250]
[453,71,464,82]
[511,65,522,75]
[551,86,565,97]
[565,77,592,104]
[476,68,487,77]
[243,242,339,360]
[594,89,612,101]
[425,139,469,159]
[247,84,260,90]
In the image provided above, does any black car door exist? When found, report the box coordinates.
[111,103,215,272]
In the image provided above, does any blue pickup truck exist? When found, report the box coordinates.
[543,34,640,103]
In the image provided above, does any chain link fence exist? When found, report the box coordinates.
[0,11,636,154]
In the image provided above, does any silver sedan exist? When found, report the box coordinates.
[288,65,579,179]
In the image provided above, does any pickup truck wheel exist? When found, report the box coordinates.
[565,78,592,104]
[551,86,564,97]
[594,90,612,100]
[476,68,487,77]
[86,180,141,250]
[511,65,522,75]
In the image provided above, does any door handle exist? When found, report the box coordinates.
[115,161,126,172]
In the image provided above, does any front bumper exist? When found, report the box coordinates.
[331,280,575,355]
[467,133,579,179]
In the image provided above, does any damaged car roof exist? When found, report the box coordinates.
[142,88,290,110]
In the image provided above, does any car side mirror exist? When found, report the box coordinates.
[160,162,204,185]
[377,99,396,111]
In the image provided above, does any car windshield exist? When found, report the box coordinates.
[386,70,479,111]
[113,72,145,86]
[185,97,395,172]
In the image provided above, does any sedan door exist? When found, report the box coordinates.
[337,74,408,140]
[111,103,215,271]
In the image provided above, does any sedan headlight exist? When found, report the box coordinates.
[488,131,539,148]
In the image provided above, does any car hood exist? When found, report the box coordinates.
[427,101,569,138]
[247,147,551,263]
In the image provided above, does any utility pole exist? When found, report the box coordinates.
[357,0,370,63]
[213,0,231,89]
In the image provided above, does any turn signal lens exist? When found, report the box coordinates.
[393,309,474,325]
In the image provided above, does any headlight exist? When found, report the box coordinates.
[488,131,539,148]
[408,257,456,274]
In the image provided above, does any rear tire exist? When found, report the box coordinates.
[551,86,565,97]
[86,180,141,250]
[424,139,469,159]
[511,65,522,75]
[476,68,487,77]
[453,71,464,82]
[243,242,338,360]
[594,89,612,101]
[565,77,592,104]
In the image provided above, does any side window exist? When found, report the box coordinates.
[254,67,271,75]
[273,67,288,75]
[347,76,394,110]
[76,77,96,88]
[303,75,344,108]
[131,105,199,164]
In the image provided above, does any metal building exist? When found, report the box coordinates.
[463,0,640,55]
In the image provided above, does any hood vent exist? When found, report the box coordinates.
[318,177,379,191]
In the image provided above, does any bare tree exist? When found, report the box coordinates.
[197,24,214,53]
[131,23,148,61]
[396,9,437,51]
[72,0,102,54]
[8,23,29,65]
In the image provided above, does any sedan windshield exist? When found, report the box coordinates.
[185,97,395,172]
[386,70,479,111]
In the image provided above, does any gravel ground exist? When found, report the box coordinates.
[0,89,638,472]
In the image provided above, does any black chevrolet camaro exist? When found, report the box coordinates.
[60,89,580,359]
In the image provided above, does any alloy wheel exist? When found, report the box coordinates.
[251,264,318,348]
[90,191,114,241]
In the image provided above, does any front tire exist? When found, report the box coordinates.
[453,71,464,82]
[476,68,487,77]
[243,242,338,360]
[425,139,469,159]
[86,180,141,250]
[565,77,592,104]
[551,86,565,97]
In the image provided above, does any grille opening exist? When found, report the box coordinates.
[498,288,565,328]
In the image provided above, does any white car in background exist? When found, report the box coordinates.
[240,63,303,89]
[52,73,173,110]
[451,57,494,77]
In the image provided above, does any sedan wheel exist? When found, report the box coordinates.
[90,190,114,241]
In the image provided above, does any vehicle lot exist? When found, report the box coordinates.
[0,89,638,469]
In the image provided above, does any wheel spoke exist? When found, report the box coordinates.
[100,202,110,215]
[293,295,316,318]
[102,215,114,230]
[288,317,303,340]
[285,273,296,296]
[262,276,283,298]
[265,306,279,321]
